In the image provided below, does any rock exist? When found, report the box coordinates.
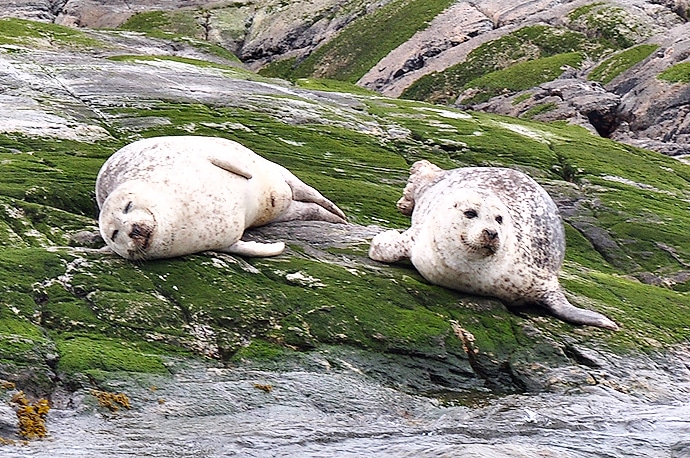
[608,22,690,156]
[476,77,623,136]
[238,0,369,67]
[0,0,62,22]
[357,2,494,93]
[568,221,641,271]
[359,0,594,98]
[0,13,689,416]
[55,0,210,28]
[69,230,104,248]
[7,0,690,156]
[358,0,690,155]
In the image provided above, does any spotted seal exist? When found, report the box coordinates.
[96,136,346,260]
[369,160,618,330]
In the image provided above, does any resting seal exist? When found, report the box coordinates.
[96,136,346,260]
[369,160,618,330]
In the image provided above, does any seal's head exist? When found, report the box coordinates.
[98,182,160,261]
[432,189,510,261]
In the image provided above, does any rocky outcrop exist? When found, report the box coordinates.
[0,13,689,453]
[0,0,65,22]
[4,0,690,155]
[358,0,595,98]
[472,24,690,156]
[359,0,681,97]
[473,77,622,135]
[236,0,377,67]
[50,0,379,70]
[471,22,690,156]
[357,2,495,94]
[357,0,690,155]
[608,22,690,155]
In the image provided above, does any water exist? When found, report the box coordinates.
[2,359,689,458]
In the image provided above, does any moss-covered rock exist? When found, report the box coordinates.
[458,52,585,105]
[658,62,690,83]
[401,25,609,105]
[0,18,688,401]
[566,3,656,49]
[588,44,659,84]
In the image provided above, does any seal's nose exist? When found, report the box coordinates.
[484,229,498,240]
[129,223,153,250]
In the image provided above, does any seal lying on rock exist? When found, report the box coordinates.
[96,136,346,260]
[369,160,618,330]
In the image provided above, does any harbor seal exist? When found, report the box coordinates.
[96,136,346,260]
[369,160,618,330]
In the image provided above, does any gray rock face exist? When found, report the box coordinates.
[358,0,599,98]
[356,0,690,155]
[358,2,495,94]
[237,0,376,67]
[476,21,690,156]
[475,78,623,137]
[55,0,210,28]
[47,0,378,69]
[4,0,690,155]
[0,0,63,21]
[3,348,689,457]
[608,22,690,155]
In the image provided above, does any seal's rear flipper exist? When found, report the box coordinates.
[540,290,619,330]
[274,201,346,223]
[220,240,285,257]
[282,172,347,223]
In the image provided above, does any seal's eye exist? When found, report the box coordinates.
[111,229,119,241]
[496,215,503,224]
[464,210,478,219]
[124,201,133,214]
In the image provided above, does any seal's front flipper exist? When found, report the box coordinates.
[397,160,445,216]
[220,240,285,257]
[210,157,253,180]
[282,172,346,223]
[540,290,619,330]
[368,229,412,263]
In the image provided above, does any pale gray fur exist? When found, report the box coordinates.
[97,136,346,260]
[369,160,618,330]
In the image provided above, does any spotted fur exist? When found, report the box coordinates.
[369,160,618,330]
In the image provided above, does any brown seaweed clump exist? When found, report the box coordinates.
[253,383,273,393]
[11,391,50,439]
[91,389,132,412]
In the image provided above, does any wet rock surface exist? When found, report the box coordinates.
[0,10,688,455]
[1,347,690,456]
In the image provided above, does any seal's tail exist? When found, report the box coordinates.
[540,290,619,330]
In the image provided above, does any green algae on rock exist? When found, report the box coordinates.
[658,62,690,84]
[0,17,105,49]
[401,25,610,104]
[0,20,689,400]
